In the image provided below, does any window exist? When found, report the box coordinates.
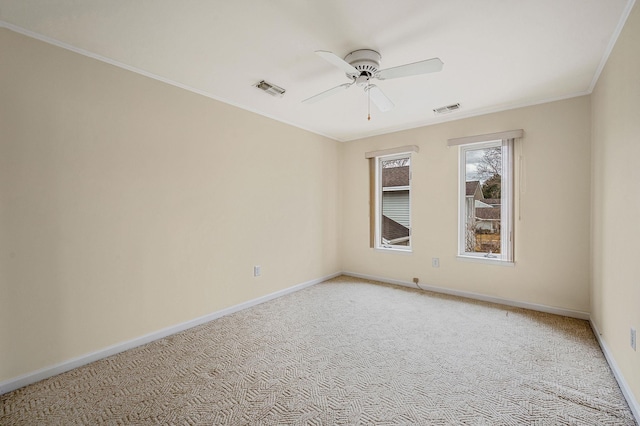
[375,153,412,251]
[458,139,513,262]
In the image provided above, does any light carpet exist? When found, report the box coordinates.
[1,276,636,425]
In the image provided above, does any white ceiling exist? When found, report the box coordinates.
[0,0,634,141]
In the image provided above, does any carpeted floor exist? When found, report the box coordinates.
[1,276,636,425]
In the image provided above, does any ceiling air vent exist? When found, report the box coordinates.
[255,80,286,97]
[433,103,461,115]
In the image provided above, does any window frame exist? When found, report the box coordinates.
[374,152,413,252]
[457,138,514,264]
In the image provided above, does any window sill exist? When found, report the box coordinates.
[374,247,413,255]
[456,255,514,266]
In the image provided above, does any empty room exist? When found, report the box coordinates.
[1,1,639,424]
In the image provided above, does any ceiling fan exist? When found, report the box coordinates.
[302,49,443,117]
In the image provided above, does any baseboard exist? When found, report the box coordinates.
[344,271,639,423]
[589,320,640,423]
[0,272,340,395]
[5,269,636,425]
[342,271,590,320]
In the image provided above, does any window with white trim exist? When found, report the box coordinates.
[458,139,513,262]
[375,153,412,251]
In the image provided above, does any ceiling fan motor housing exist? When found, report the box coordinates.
[344,49,381,79]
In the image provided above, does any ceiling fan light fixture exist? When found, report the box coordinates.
[255,80,286,97]
[433,103,461,115]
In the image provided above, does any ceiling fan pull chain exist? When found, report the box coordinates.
[367,84,371,121]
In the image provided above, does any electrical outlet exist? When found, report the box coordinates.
[631,327,637,351]
[412,277,419,284]
[432,258,440,268]
[254,266,261,277]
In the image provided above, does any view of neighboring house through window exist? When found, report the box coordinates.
[459,139,513,262]
[376,153,411,250]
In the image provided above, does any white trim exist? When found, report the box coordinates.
[0,21,339,143]
[373,247,413,254]
[589,0,637,92]
[0,272,340,395]
[456,255,515,266]
[3,270,638,425]
[374,153,413,251]
[590,320,640,423]
[457,139,514,262]
[342,271,590,320]
[349,91,587,143]
[448,129,523,147]
[346,271,639,423]
[0,21,605,144]
[365,145,419,159]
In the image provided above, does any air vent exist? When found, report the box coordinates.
[433,103,461,115]
[255,80,286,97]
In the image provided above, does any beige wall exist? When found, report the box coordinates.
[591,2,640,407]
[341,96,592,312]
[0,29,341,382]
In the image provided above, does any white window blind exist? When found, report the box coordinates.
[365,145,419,159]
[447,129,523,147]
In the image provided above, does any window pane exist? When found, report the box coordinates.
[380,156,410,247]
[464,146,501,254]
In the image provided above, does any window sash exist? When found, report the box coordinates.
[448,129,523,147]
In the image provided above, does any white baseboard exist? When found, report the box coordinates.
[589,320,640,423]
[344,271,639,423]
[4,270,638,426]
[0,272,340,395]
[342,271,590,320]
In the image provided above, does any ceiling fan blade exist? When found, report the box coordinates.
[302,82,353,104]
[315,50,359,75]
[376,57,443,80]
[366,85,394,112]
